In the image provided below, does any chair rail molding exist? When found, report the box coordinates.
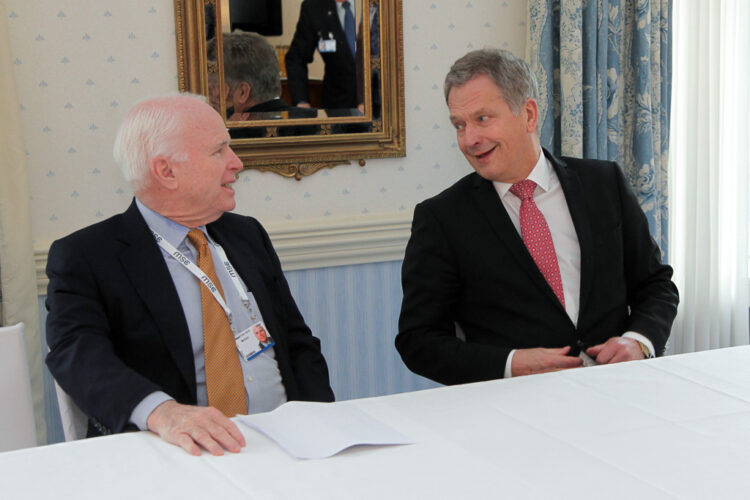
[34,212,412,295]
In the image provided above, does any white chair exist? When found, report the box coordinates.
[54,380,87,441]
[44,341,88,441]
[0,322,37,452]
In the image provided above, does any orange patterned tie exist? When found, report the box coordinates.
[186,229,247,417]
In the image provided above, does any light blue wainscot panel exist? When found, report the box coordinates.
[284,260,439,401]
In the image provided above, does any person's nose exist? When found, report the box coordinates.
[462,123,482,148]
[227,148,243,172]
[459,124,482,153]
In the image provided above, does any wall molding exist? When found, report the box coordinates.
[34,212,413,295]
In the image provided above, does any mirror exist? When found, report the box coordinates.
[174,0,405,180]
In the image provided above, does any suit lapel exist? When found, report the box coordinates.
[116,201,196,397]
[547,151,594,317]
[470,174,564,309]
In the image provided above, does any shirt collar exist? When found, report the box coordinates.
[336,1,354,19]
[493,150,551,198]
[135,198,206,248]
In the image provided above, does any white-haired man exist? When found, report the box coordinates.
[46,94,334,455]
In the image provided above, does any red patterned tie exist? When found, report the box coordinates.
[509,180,566,307]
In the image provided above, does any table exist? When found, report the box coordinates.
[3,346,750,499]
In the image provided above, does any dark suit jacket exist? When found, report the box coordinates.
[230,98,320,139]
[45,200,334,437]
[395,150,679,386]
[284,0,358,109]
[247,98,319,117]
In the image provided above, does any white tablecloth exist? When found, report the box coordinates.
[3,346,750,499]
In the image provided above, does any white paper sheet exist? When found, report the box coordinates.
[238,401,414,459]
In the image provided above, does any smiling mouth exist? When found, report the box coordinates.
[473,145,497,161]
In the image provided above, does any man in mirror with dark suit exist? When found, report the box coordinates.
[396,49,679,385]
[45,94,334,455]
[284,0,360,110]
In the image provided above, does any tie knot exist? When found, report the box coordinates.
[343,0,351,9]
[509,179,537,200]
[186,228,208,250]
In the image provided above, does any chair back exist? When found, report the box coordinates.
[54,380,87,441]
[0,322,37,451]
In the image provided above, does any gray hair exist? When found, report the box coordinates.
[112,93,207,191]
[207,30,280,103]
[444,48,539,114]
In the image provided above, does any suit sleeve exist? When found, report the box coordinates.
[615,165,679,354]
[45,238,163,435]
[396,203,511,385]
[256,223,335,402]
[284,2,315,105]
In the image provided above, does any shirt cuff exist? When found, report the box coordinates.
[504,349,516,378]
[622,331,655,358]
[130,391,173,431]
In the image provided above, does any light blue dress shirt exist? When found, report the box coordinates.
[129,199,286,430]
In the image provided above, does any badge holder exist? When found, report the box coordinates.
[318,32,336,53]
[236,321,276,361]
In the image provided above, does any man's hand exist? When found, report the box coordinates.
[296,102,312,108]
[146,400,246,456]
[511,346,583,376]
[586,336,645,364]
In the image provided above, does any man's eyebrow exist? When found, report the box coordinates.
[471,107,493,116]
[449,108,492,121]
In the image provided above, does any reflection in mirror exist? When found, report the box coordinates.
[283,0,364,112]
[214,1,374,121]
[175,0,404,179]
[207,31,319,122]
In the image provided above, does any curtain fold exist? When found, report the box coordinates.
[668,0,749,353]
[0,1,46,444]
[527,0,672,254]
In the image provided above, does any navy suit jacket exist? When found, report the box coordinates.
[284,0,358,109]
[396,150,679,385]
[46,200,334,436]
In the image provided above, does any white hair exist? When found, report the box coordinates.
[112,93,208,191]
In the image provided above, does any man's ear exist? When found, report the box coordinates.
[150,155,179,190]
[234,81,253,108]
[524,98,539,133]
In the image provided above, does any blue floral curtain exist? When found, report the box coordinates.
[527,0,672,256]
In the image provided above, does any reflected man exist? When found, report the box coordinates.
[208,30,315,121]
[285,0,359,109]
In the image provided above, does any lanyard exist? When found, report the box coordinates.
[150,228,250,327]
[210,239,252,312]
